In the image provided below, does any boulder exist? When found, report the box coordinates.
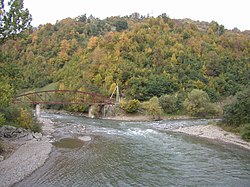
[0,125,33,139]
[78,136,91,142]
[0,126,17,138]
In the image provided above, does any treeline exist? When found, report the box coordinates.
[1,14,249,100]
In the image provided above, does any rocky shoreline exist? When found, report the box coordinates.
[0,119,53,187]
[173,125,250,150]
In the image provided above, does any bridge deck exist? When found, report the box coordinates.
[14,90,114,105]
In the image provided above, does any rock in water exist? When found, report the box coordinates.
[78,136,92,142]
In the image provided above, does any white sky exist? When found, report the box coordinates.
[24,0,250,30]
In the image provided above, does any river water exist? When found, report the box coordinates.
[16,112,250,187]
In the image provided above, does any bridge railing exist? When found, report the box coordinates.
[14,90,114,105]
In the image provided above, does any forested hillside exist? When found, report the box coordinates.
[1,13,249,102]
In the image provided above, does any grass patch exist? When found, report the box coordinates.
[217,122,242,135]
[36,82,59,91]
[17,82,60,95]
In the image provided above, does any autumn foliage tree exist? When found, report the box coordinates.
[184,89,221,117]
[143,97,163,120]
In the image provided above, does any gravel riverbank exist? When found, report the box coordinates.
[173,125,250,150]
[0,119,53,187]
[105,115,250,150]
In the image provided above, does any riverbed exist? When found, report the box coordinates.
[15,112,250,187]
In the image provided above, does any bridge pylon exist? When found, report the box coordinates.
[35,104,41,118]
[110,85,121,104]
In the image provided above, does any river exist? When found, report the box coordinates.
[15,112,250,187]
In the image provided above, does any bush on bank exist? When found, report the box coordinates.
[159,94,178,114]
[223,88,250,126]
[241,124,250,141]
[0,104,41,132]
[120,99,141,113]
[142,97,163,120]
[222,88,250,140]
[183,89,222,118]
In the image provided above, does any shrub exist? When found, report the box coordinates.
[223,88,250,126]
[206,103,223,117]
[205,87,221,102]
[183,89,221,117]
[31,122,42,133]
[0,104,40,132]
[0,113,6,127]
[183,89,210,117]
[143,97,163,120]
[17,108,33,129]
[17,106,42,132]
[159,94,180,114]
[0,81,14,108]
[0,104,19,126]
[241,124,250,141]
[120,99,140,113]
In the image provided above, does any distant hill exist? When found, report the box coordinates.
[1,13,249,101]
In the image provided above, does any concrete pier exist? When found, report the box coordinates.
[88,105,95,118]
[35,104,41,118]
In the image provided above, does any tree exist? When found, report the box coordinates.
[223,88,250,126]
[143,97,163,120]
[145,75,178,99]
[159,94,178,114]
[183,89,220,117]
[158,13,169,23]
[120,99,140,113]
[0,81,13,126]
[204,51,222,77]
[0,0,32,43]
[0,81,14,108]
[115,20,128,32]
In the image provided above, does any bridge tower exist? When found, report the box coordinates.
[110,85,121,104]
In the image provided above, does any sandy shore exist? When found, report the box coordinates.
[0,119,53,187]
[173,125,250,150]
